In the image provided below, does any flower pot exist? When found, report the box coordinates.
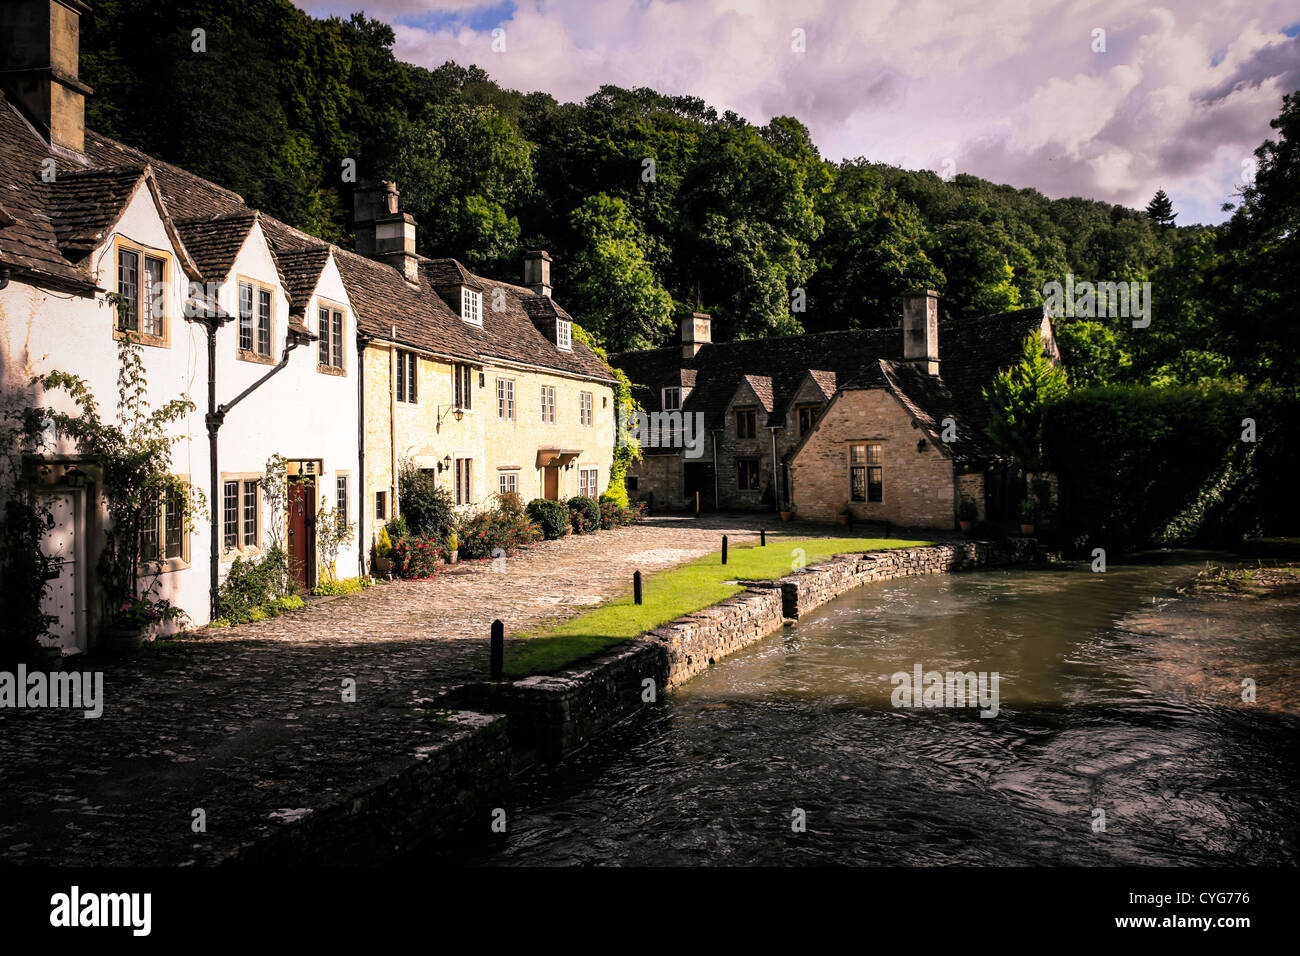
[779,511,792,522]
[1020,524,1035,536]
[107,626,146,653]
[959,520,973,532]
[374,554,393,575]
[447,550,459,564]
[837,514,849,526]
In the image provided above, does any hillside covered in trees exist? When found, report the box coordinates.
[82,0,1298,397]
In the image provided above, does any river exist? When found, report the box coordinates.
[426,550,1300,866]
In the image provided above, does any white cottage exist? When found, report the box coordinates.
[0,0,363,651]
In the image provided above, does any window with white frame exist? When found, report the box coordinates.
[579,466,598,499]
[540,385,556,423]
[556,318,572,351]
[461,287,482,326]
[662,387,681,411]
[498,470,519,495]
[241,479,259,547]
[497,378,515,420]
[336,475,349,524]
[579,391,593,426]
[238,280,273,358]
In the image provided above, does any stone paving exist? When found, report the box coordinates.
[0,513,890,865]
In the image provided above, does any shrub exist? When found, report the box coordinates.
[527,498,570,540]
[393,535,442,578]
[599,499,645,529]
[217,547,290,622]
[457,509,543,559]
[211,588,303,627]
[958,497,979,522]
[568,496,600,534]
[398,461,455,544]
[311,576,371,597]
[496,490,525,517]
[385,515,409,541]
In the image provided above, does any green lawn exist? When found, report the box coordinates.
[505,535,932,677]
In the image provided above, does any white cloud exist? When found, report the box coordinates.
[296,0,1300,224]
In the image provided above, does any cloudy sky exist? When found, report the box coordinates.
[296,0,1300,225]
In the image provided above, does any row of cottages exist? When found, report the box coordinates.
[610,294,1059,528]
[0,0,616,657]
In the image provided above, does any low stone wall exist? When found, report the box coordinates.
[450,538,1049,760]
[229,710,511,865]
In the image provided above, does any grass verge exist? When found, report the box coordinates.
[504,536,932,677]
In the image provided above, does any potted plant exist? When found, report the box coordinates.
[958,496,978,532]
[446,529,459,564]
[780,500,793,522]
[108,595,186,652]
[1017,499,1036,536]
[373,525,394,576]
[837,501,852,526]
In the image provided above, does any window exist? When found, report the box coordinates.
[454,458,472,506]
[318,306,344,370]
[662,387,681,411]
[242,479,259,547]
[375,491,387,520]
[116,244,167,341]
[579,391,593,426]
[497,378,515,420]
[238,280,273,359]
[222,481,239,551]
[850,443,883,503]
[735,407,757,439]
[797,404,821,436]
[540,385,556,423]
[736,458,760,491]
[140,480,187,566]
[396,350,418,403]
[336,475,348,524]
[454,364,474,411]
[579,466,598,499]
[461,287,482,326]
[498,470,518,495]
[556,318,572,351]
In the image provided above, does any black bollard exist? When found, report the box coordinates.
[884,520,891,539]
[634,570,643,605]
[760,529,766,546]
[490,619,504,680]
[722,535,728,565]
[847,511,854,532]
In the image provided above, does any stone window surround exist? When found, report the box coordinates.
[220,471,263,559]
[112,236,171,349]
[235,274,276,365]
[141,473,191,573]
[316,298,347,375]
[848,440,885,504]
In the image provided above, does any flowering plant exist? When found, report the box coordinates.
[114,595,188,630]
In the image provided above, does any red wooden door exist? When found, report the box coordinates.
[287,480,315,589]
[544,466,559,501]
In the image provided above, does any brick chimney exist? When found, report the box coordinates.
[353,180,418,283]
[681,312,711,360]
[524,250,551,298]
[902,290,940,376]
[0,0,92,154]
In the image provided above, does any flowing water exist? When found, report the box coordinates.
[429,551,1300,866]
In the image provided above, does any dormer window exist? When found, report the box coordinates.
[461,287,482,327]
[556,318,572,351]
[662,387,681,411]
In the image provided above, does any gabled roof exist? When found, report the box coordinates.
[48,165,146,260]
[739,374,774,413]
[175,212,257,284]
[612,306,1051,458]
[275,245,332,316]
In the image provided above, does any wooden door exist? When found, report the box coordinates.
[287,480,316,590]
[38,489,87,654]
[544,466,559,501]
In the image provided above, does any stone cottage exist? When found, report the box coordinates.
[611,293,1059,529]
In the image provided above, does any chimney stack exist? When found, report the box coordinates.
[0,0,92,154]
[523,250,551,298]
[353,180,418,284]
[681,312,711,360]
[902,290,940,376]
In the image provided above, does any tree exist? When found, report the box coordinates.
[1145,188,1176,228]
[983,333,1070,473]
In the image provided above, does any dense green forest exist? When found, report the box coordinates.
[81,0,1297,398]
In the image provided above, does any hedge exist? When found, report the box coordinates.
[1042,383,1300,551]
[567,495,600,534]
[526,498,570,540]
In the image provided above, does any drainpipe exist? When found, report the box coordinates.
[205,330,303,620]
[356,333,368,578]
[711,429,720,509]
[389,326,398,518]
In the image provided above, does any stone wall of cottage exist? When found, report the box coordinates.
[717,378,776,510]
[363,343,616,546]
[626,452,682,513]
[789,388,956,528]
[957,470,987,522]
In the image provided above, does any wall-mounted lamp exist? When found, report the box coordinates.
[917,438,928,453]
[436,405,465,429]
[64,465,86,489]
[438,454,452,472]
